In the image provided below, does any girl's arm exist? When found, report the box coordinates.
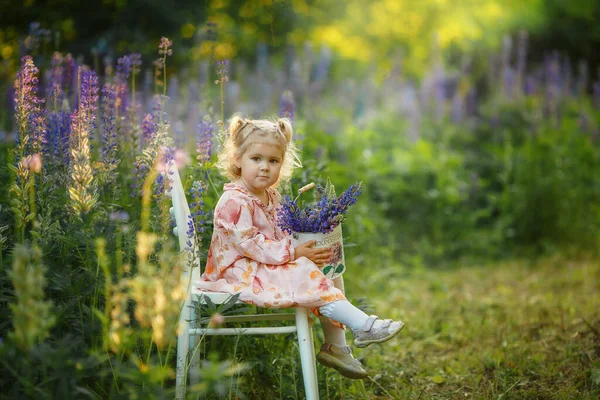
[218,197,295,265]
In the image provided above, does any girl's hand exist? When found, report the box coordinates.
[294,240,332,267]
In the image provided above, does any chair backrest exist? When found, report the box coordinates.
[165,160,202,284]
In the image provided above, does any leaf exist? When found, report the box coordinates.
[335,264,345,274]
[322,265,332,275]
[432,374,445,384]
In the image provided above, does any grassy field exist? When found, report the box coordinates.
[208,256,600,399]
[323,256,600,399]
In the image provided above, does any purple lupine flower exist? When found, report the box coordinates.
[131,53,142,76]
[150,94,167,125]
[314,45,331,83]
[14,56,45,158]
[196,116,214,165]
[279,90,295,122]
[525,75,538,96]
[101,84,118,166]
[47,52,64,108]
[141,113,157,143]
[278,182,362,234]
[153,146,175,196]
[130,160,150,198]
[116,54,133,84]
[189,180,207,236]
[62,54,77,99]
[80,69,99,141]
[47,111,71,165]
[159,37,173,56]
[109,211,129,223]
[216,60,229,83]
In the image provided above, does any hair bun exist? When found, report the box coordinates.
[228,116,245,137]
[277,118,293,143]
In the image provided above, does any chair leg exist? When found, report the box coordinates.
[188,300,201,387]
[296,307,320,400]
[307,316,319,386]
[176,311,189,400]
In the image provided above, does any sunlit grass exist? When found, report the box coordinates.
[344,256,600,399]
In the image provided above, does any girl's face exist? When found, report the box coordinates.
[236,142,284,196]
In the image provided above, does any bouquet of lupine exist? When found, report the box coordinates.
[278,180,362,234]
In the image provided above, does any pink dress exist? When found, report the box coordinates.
[198,182,346,309]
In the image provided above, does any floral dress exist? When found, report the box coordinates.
[198,182,346,309]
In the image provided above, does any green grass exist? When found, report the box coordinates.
[345,256,600,399]
[205,257,600,399]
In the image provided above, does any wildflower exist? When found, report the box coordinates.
[109,211,129,223]
[190,180,208,237]
[62,54,77,98]
[47,110,71,165]
[101,84,118,168]
[48,52,64,109]
[158,37,173,56]
[196,115,214,165]
[215,60,229,84]
[141,113,157,143]
[14,56,45,159]
[68,68,99,216]
[279,90,295,122]
[279,181,362,234]
[116,54,133,84]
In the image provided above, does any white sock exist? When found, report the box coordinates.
[318,300,368,331]
[319,316,347,346]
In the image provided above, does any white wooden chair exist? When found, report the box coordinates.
[165,161,320,400]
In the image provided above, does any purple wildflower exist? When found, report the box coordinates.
[278,182,362,234]
[159,37,173,56]
[46,111,71,165]
[189,180,208,236]
[141,113,157,143]
[14,56,45,158]
[101,84,118,166]
[216,60,229,83]
[279,90,295,122]
[62,54,77,99]
[196,116,214,165]
[47,52,64,108]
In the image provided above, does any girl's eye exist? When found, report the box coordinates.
[270,159,279,164]
[252,157,260,162]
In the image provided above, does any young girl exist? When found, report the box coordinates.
[198,115,404,379]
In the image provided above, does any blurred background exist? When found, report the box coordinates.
[1,1,600,399]
[1,0,600,264]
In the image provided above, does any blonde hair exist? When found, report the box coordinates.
[217,114,302,186]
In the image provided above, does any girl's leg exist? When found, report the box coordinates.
[319,315,346,345]
[317,277,368,379]
[321,276,347,346]
[318,299,404,348]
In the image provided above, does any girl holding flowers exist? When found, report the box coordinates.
[198,114,404,379]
